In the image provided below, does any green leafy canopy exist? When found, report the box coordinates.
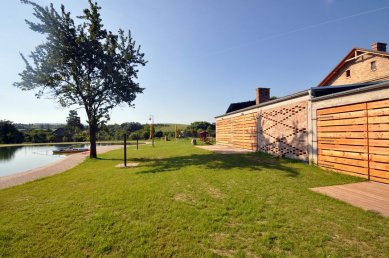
[14,0,147,157]
[14,0,147,125]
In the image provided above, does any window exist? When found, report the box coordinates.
[346,70,351,77]
[371,61,377,71]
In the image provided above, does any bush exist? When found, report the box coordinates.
[129,132,141,140]
[155,130,163,138]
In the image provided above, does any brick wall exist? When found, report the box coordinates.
[328,54,389,86]
[216,98,309,160]
[257,101,308,161]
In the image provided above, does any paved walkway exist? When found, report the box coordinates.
[197,145,253,154]
[311,181,389,217]
[0,145,122,190]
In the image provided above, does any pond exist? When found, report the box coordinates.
[0,144,94,177]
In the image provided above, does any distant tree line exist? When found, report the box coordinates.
[0,113,215,144]
[0,120,24,144]
[14,123,64,131]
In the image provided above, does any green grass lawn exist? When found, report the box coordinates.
[1,141,388,257]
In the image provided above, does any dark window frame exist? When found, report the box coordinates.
[371,61,377,71]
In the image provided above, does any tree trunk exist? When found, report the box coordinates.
[89,123,97,158]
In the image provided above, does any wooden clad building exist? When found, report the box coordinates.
[215,42,389,184]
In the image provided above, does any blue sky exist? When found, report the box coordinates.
[0,0,388,125]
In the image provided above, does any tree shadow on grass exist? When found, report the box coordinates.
[127,152,299,177]
[96,157,123,161]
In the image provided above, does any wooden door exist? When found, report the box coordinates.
[317,103,369,179]
[317,100,389,184]
[367,99,389,184]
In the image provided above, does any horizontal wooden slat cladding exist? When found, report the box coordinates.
[318,149,368,160]
[369,146,389,155]
[370,176,389,184]
[370,169,389,178]
[317,103,366,116]
[318,143,368,153]
[230,133,256,136]
[318,132,367,139]
[317,125,367,132]
[217,112,258,151]
[317,117,367,127]
[367,99,389,109]
[368,107,389,117]
[318,138,367,146]
[317,110,366,120]
[368,116,389,124]
[368,132,389,139]
[317,99,389,184]
[366,96,389,183]
[370,162,389,171]
[318,161,368,175]
[368,124,389,131]
[232,139,253,143]
[318,155,368,167]
[369,154,389,163]
[369,139,389,147]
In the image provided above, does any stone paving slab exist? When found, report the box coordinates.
[0,145,122,190]
[311,181,389,217]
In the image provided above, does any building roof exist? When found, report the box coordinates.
[318,47,389,86]
[312,80,389,102]
[225,100,256,113]
[311,81,380,97]
[215,90,309,119]
[215,80,389,119]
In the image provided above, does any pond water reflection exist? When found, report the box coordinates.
[0,146,23,161]
[0,144,80,177]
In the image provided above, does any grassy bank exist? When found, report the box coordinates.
[0,141,388,257]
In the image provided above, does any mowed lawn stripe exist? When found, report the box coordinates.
[0,141,388,257]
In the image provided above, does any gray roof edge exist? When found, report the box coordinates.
[311,80,389,102]
[215,90,309,119]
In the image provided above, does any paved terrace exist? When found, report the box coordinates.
[312,182,389,217]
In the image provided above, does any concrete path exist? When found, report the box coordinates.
[197,145,253,154]
[311,181,389,217]
[0,145,122,190]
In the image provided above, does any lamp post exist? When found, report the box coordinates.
[149,115,154,147]
[175,125,178,141]
[123,133,127,167]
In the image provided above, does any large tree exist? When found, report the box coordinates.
[15,0,147,158]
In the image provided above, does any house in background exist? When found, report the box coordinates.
[320,42,389,86]
[215,42,389,184]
